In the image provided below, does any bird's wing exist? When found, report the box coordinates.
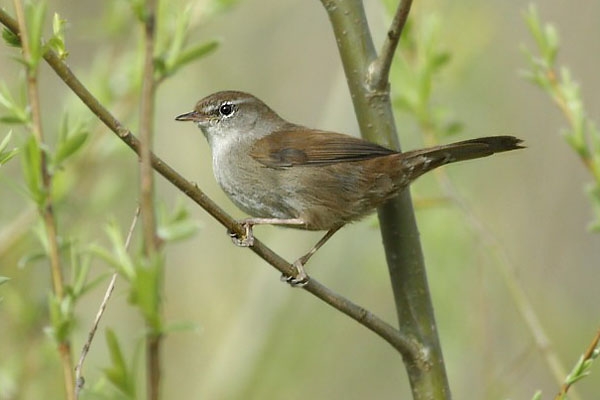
[249,129,396,168]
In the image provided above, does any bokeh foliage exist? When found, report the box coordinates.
[0,1,598,399]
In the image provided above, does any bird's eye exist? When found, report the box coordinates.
[219,103,234,117]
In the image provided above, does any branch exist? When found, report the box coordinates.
[138,2,162,399]
[11,2,74,399]
[140,2,159,252]
[0,7,417,363]
[554,329,600,400]
[74,208,140,398]
[368,0,413,91]
[320,0,450,398]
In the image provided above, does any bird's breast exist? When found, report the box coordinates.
[211,141,301,220]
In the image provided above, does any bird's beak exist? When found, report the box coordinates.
[175,110,201,122]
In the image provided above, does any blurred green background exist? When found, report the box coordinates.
[0,0,599,399]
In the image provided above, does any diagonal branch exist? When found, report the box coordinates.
[0,7,418,362]
[368,0,413,91]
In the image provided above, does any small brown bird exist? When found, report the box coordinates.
[176,91,523,285]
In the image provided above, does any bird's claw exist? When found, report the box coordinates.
[227,221,255,247]
[280,260,309,287]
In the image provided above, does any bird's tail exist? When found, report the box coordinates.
[400,135,524,181]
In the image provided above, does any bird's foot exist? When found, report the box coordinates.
[280,259,309,287]
[227,220,255,247]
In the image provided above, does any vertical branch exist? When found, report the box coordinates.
[320,0,450,398]
[12,1,63,296]
[12,1,75,400]
[139,1,162,399]
[140,0,158,250]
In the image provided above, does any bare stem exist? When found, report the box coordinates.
[12,2,74,399]
[368,0,413,91]
[140,2,159,253]
[74,208,140,398]
[0,4,417,372]
[139,1,162,399]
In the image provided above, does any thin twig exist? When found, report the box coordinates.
[368,0,413,91]
[12,2,74,399]
[544,70,600,183]
[555,329,600,399]
[138,2,162,399]
[74,207,140,398]
[0,6,418,364]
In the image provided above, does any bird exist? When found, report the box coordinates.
[176,90,524,285]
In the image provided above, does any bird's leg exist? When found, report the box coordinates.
[283,226,342,287]
[227,217,306,247]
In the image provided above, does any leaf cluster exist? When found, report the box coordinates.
[0,0,230,397]
[521,4,600,232]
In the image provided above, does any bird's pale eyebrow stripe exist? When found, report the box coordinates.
[200,96,255,115]
[232,97,254,106]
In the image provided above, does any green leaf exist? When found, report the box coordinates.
[157,219,200,242]
[69,243,94,298]
[173,40,219,70]
[156,200,200,242]
[544,24,559,64]
[46,292,75,343]
[522,4,560,72]
[444,121,464,136]
[0,82,29,124]
[523,5,544,56]
[160,39,220,81]
[103,328,136,398]
[2,28,20,47]
[0,276,10,285]
[25,1,47,69]
[163,320,200,334]
[89,227,136,281]
[431,52,451,69]
[21,136,44,206]
[127,0,147,22]
[79,272,112,298]
[129,255,163,331]
[47,13,68,60]
[53,131,88,167]
[17,250,47,268]
[0,115,27,124]
[207,0,241,15]
[0,132,19,166]
[530,390,542,400]
[162,4,192,66]
[586,183,600,232]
